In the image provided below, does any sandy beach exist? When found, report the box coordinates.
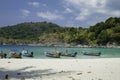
[0,58,120,80]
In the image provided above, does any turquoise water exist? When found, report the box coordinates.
[0,45,120,59]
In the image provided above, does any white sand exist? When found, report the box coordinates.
[0,58,120,80]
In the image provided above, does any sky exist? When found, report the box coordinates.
[0,0,120,27]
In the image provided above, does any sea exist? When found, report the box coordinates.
[0,45,120,59]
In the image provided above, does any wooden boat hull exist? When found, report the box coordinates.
[61,52,77,57]
[10,53,22,58]
[22,52,33,57]
[83,52,101,56]
[0,53,7,58]
[44,52,60,58]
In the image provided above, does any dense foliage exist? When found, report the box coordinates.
[89,17,120,45]
[0,17,120,45]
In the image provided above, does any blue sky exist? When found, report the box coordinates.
[0,0,120,27]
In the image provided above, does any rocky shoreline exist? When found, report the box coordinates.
[27,42,120,48]
[1,42,120,48]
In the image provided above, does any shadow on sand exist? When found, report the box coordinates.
[0,66,54,79]
[0,66,75,80]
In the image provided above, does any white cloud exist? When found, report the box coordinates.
[64,0,107,21]
[63,0,120,27]
[28,2,40,7]
[21,9,30,17]
[64,0,106,9]
[64,0,120,17]
[110,11,120,17]
[37,12,63,20]
[65,8,73,13]
[75,8,90,20]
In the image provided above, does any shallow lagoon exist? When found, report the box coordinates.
[0,45,120,59]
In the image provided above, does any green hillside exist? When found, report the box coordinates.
[89,17,120,45]
[0,17,120,46]
[0,22,61,44]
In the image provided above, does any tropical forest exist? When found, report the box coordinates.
[0,17,120,47]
